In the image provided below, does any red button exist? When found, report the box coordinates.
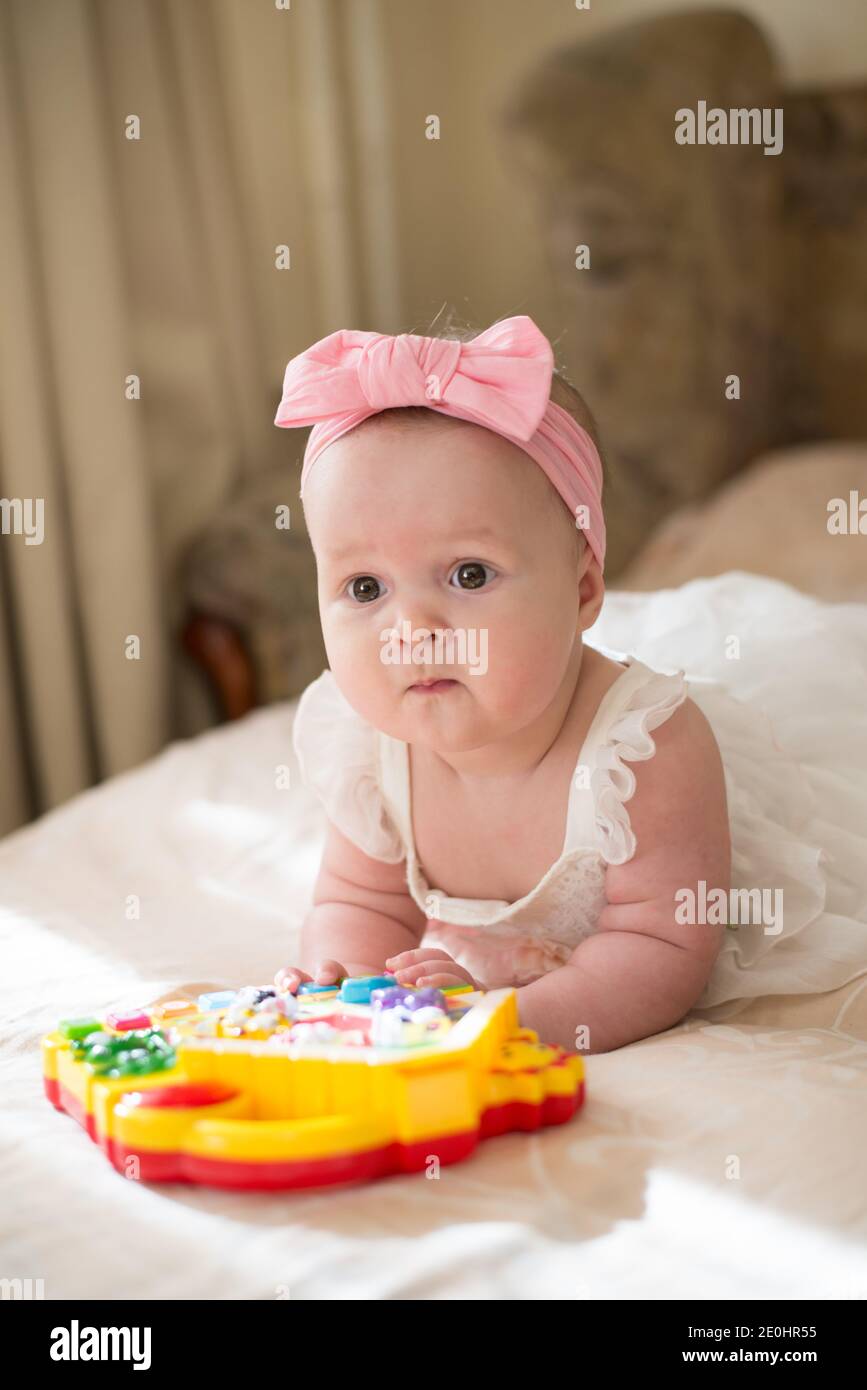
[106,1010,152,1031]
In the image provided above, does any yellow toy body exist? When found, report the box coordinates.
[41,981,585,1190]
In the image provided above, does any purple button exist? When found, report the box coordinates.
[371,985,445,1013]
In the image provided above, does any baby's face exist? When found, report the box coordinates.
[303,414,598,753]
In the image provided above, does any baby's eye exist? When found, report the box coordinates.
[449,561,495,591]
[347,575,386,604]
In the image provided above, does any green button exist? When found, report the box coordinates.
[72,1022,177,1077]
[59,1017,102,1041]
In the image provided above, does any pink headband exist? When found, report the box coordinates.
[273,314,605,571]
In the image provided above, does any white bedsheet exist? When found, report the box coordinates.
[2,580,867,1300]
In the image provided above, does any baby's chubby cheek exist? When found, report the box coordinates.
[321,618,396,724]
[474,611,575,721]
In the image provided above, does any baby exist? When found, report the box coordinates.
[271,315,730,1054]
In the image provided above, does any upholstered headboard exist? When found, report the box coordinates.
[501,9,867,575]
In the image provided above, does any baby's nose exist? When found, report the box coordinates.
[394,616,443,655]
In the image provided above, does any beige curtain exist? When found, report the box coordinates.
[0,0,404,837]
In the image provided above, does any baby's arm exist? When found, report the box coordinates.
[289,818,428,980]
[518,698,731,1054]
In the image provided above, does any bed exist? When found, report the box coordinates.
[3,570,867,1302]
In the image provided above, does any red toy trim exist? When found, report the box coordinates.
[44,1069,585,1191]
[122,1083,239,1109]
[45,1076,97,1141]
[107,1129,481,1189]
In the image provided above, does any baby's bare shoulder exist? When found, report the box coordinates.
[654,693,723,769]
[601,695,730,961]
[631,694,727,821]
[608,693,730,888]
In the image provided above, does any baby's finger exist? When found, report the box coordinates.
[410,969,474,989]
[394,960,473,988]
[313,958,345,984]
[274,966,312,994]
[385,947,452,969]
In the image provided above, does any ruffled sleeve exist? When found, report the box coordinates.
[291,670,406,863]
[591,666,688,866]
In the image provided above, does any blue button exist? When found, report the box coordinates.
[198,991,237,1011]
[339,975,396,1004]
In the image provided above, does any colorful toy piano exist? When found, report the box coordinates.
[41,976,585,1191]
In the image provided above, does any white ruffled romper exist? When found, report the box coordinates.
[291,573,867,1021]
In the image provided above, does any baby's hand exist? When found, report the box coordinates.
[385,948,477,990]
[274,959,347,994]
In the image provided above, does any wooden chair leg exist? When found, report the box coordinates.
[181,612,258,721]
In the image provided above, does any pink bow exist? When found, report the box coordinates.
[274,315,554,441]
[274,313,607,572]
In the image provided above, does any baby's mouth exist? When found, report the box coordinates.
[407,677,461,694]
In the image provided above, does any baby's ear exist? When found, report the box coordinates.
[577,550,605,630]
